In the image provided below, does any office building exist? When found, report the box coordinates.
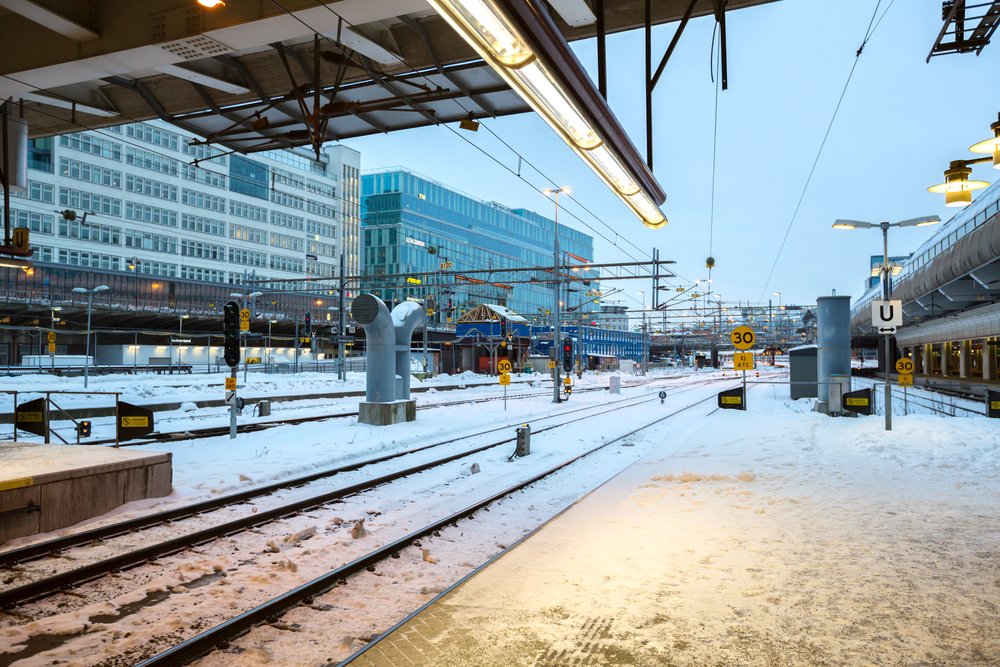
[361,168,597,322]
[11,120,359,285]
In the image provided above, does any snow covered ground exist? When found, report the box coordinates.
[0,368,997,666]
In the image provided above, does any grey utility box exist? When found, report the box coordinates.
[257,400,271,417]
[515,424,531,457]
[788,345,818,400]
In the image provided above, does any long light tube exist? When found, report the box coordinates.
[427,0,666,228]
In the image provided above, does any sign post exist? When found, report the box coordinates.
[731,327,756,410]
[872,300,903,430]
[498,359,512,410]
[895,357,914,414]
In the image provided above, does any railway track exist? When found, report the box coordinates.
[0,378,733,667]
[0,377,726,609]
[51,376,670,447]
[138,384,733,667]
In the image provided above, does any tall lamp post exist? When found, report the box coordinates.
[543,186,570,403]
[71,285,109,388]
[833,215,940,430]
[638,289,647,375]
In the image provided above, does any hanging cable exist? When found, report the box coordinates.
[755,0,889,303]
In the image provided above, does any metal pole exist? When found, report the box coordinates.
[338,252,346,381]
[882,222,892,431]
[294,316,300,374]
[229,366,237,439]
[552,191,561,403]
[84,292,93,388]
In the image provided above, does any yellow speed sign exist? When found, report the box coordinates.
[497,359,512,374]
[895,358,914,375]
[731,326,756,350]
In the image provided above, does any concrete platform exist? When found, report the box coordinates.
[0,443,172,544]
[344,448,664,666]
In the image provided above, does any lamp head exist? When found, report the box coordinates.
[94,285,110,293]
[897,215,941,228]
[832,219,872,230]
[928,160,990,208]
[969,113,1000,169]
[72,287,87,294]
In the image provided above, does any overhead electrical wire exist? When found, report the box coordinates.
[754,0,892,304]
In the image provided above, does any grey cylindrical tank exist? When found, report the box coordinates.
[816,295,851,403]
[352,294,395,402]
[4,116,28,193]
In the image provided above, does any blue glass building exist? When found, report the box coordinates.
[362,168,598,323]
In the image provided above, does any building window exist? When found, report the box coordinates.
[28,137,54,172]
[58,187,121,217]
[181,189,227,213]
[229,155,269,200]
[181,213,226,237]
[229,200,268,222]
[125,202,178,227]
[125,174,178,201]
[59,133,122,161]
[123,229,177,254]
[125,146,179,176]
[125,123,180,151]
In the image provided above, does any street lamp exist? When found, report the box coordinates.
[637,289,647,375]
[543,186,570,403]
[71,285,109,388]
[832,215,940,430]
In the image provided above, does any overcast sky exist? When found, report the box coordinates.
[344,0,999,312]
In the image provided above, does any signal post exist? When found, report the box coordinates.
[224,301,243,439]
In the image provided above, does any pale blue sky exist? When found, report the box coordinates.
[343,0,999,311]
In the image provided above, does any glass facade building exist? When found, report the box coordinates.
[8,120,360,286]
[361,168,597,322]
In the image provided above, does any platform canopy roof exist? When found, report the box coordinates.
[0,0,771,148]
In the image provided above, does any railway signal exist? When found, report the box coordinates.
[562,338,573,373]
[223,301,241,368]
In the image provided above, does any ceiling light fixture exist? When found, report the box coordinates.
[197,0,225,8]
[426,0,666,228]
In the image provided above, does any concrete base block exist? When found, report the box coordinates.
[358,400,417,426]
[0,443,172,543]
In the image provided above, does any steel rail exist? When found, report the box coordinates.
[0,382,721,606]
[0,384,664,568]
[135,387,730,667]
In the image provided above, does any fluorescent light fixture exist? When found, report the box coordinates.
[18,91,118,117]
[427,0,666,228]
[0,256,33,270]
[156,64,249,95]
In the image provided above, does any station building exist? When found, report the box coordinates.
[851,180,1000,385]
[360,168,599,324]
[0,121,359,366]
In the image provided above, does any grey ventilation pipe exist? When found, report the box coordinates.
[351,294,396,402]
[351,294,426,403]
[392,301,425,400]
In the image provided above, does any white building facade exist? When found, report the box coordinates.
[13,120,360,285]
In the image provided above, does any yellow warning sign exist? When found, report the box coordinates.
[497,359,512,374]
[225,377,237,390]
[240,308,251,332]
[991,401,1000,410]
[548,360,556,369]
[12,226,29,252]
[845,397,870,407]
[47,332,56,343]
[47,343,56,353]
[499,373,510,386]
[730,326,756,351]
[120,416,149,428]
[733,352,755,371]
[17,412,43,422]
[897,374,913,386]
[720,396,743,405]
[895,358,914,374]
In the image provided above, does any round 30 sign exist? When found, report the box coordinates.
[497,359,512,374]
[895,358,914,374]
[730,326,756,350]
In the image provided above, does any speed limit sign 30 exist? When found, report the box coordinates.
[895,358,914,375]
[731,326,756,350]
